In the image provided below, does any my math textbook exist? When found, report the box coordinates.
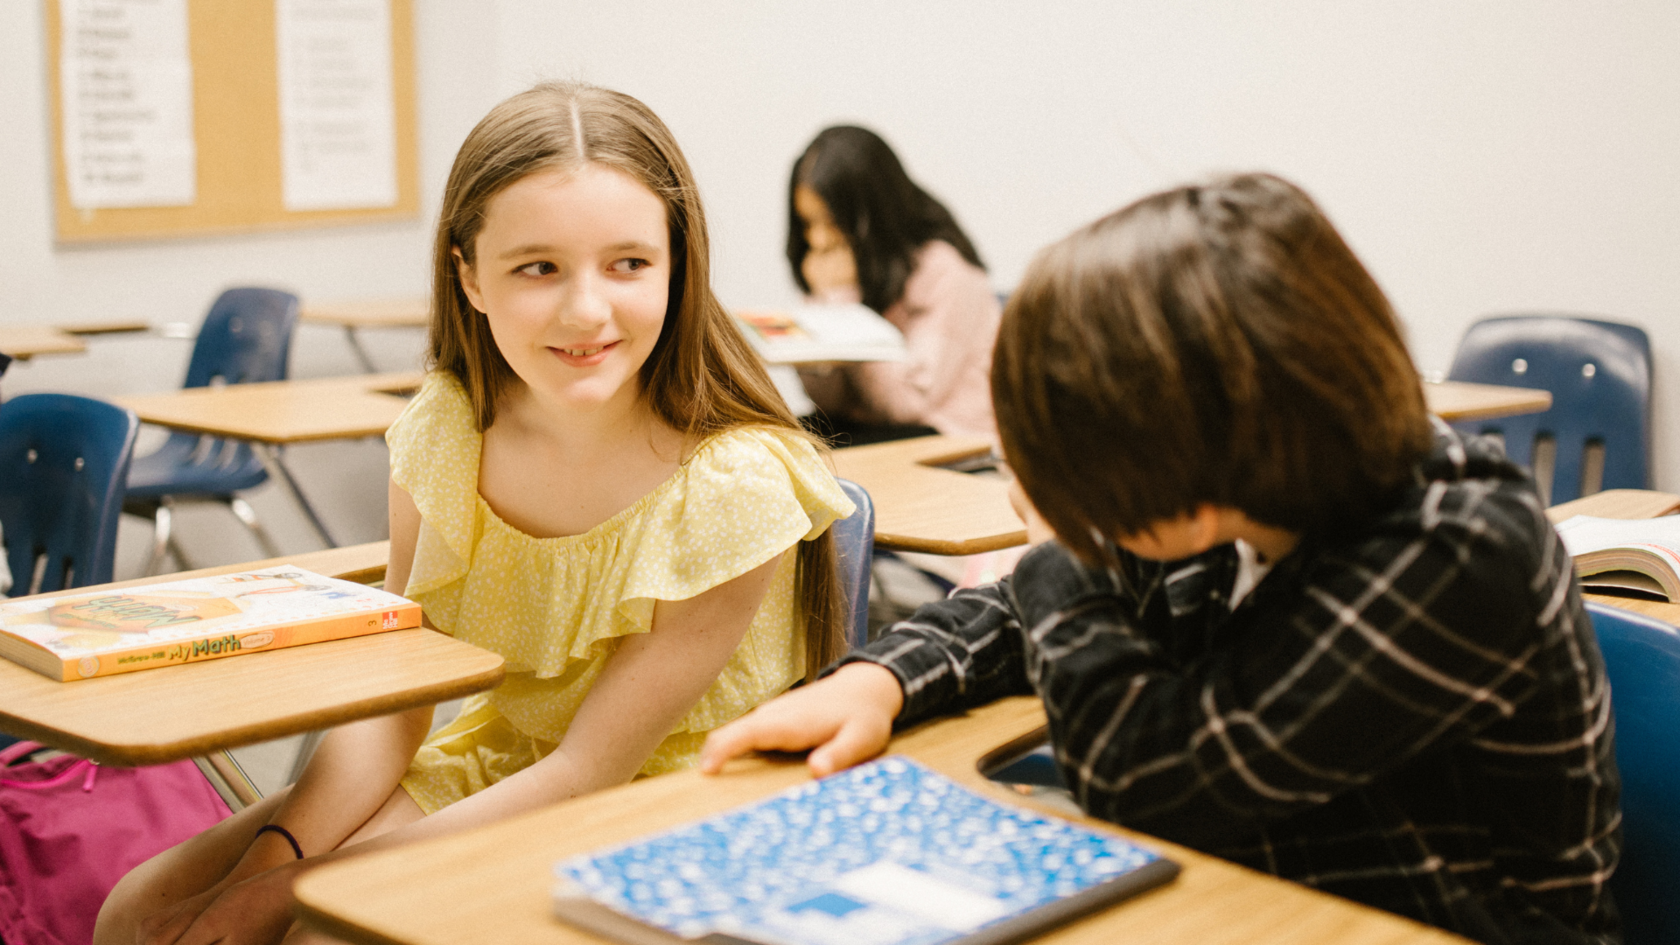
[735,304,908,365]
[0,566,421,681]
[550,755,1179,945]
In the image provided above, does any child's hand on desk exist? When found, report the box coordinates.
[700,662,905,777]
[1008,479,1057,546]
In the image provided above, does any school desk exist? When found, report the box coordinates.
[292,694,1467,945]
[112,372,421,548]
[0,325,87,361]
[829,381,1554,558]
[301,298,428,373]
[1547,488,1680,625]
[56,319,154,336]
[830,434,1024,555]
[1423,380,1553,422]
[0,541,502,767]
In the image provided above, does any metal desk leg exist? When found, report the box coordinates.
[343,326,378,374]
[253,443,341,548]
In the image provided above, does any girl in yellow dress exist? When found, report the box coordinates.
[99,82,854,945]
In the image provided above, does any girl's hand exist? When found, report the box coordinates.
[136,862,301,945]
[700,662,905,777]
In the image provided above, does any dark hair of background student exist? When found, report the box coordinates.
[993,172,1433,564]
[786,125,985,315]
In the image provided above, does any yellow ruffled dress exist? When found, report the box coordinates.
[386,373,853,814]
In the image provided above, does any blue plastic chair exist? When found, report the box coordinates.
[833,478,877,649]
[0,394,139,595]
[1586,601,1680,944]
[124,287,299,574]
[1447,315,1651,505]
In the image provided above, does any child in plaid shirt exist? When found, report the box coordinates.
[704,173,1620,944]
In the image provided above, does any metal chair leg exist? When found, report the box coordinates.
[253,443,340,548]
[143,500,174,577]
[344,326,379,374]
[194,750,263,811]
[228,496,284,559]
[166,535,195,572]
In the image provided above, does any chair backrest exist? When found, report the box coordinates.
[1586,601,1680,944]
[182,287,299,389]
[833,478,876,649]
[0,394,139,594]
[1447,315,1651,505]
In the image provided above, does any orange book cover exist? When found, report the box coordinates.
[0,566,422,681]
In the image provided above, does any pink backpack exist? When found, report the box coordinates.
[0,740,232,945]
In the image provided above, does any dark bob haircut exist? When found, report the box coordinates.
[993,172,1433,563]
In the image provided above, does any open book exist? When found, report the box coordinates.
[0,566,421,681]
[1554,515,1680,602]
[551,755,1178,945]
[735,304,907,365]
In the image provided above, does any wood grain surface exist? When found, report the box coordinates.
[0,542,502,767]
[294,696,1466,945]
[1423,380,1553,422]
[113,372,422,443]
[831,434,1026,555]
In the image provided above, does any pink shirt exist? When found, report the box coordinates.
[800,240,1000,438]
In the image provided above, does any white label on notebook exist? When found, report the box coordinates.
[830,862,1010,930]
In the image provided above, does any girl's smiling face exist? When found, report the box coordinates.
[457,163,671,414]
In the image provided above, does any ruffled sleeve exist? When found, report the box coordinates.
[615,427,853,633]
[449,423,852,746]
[384,372,481,610]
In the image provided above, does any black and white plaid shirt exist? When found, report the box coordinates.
[843,427,1620,944]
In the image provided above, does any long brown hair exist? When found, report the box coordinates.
[430,82,846,677]
[993,172,1432,564]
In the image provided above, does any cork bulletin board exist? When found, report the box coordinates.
[45,0,419,244]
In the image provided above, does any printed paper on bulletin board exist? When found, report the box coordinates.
[46,0,419,244]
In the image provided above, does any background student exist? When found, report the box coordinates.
[98,81,854,945]
[705,173,1620,944]
[789,125,1001,444]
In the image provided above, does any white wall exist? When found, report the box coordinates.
[3,1,1678,574]
[492,0,1680,489]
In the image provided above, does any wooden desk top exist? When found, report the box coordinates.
[1423,380,1552,422]
[0,542,501,767]
[831,435,1026,556]
[825,380,1548,557]
[58,319,153,336]
[301,299,429,329]
[113,372,422,444]
[1545,488,1680,625]
[294,695,1463,945]
[0,325,87,360]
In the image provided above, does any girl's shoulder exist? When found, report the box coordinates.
[672,425,854,538]
[388,372,473,438]
[904,240,997,310]
[386,371,480,489]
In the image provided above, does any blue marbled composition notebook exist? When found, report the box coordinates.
[551,755,1179,945]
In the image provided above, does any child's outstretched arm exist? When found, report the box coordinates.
[699,662,904,776]
[703,576,1041,776]
[703,479,1053,777]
